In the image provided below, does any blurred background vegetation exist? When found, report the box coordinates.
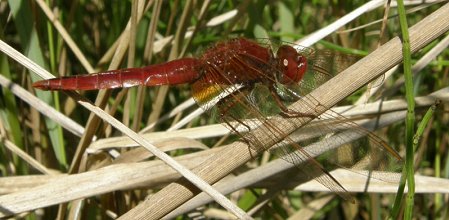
[0,0,448,219]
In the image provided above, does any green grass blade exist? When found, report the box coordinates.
[9,0,67,169]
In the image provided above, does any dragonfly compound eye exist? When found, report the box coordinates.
[277,45,307,84]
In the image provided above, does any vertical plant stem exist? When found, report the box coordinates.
[397,0,415,219]
[45,0,67,170]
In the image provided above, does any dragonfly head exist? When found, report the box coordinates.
[276,45,307,84]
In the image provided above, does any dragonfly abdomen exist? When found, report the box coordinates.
[32,71,128,90]
[32,58,201,90]
[142,58,201,86]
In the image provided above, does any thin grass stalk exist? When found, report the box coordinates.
[123,0,140,130]
[131,0,148,132]
[413,101,439,149]
[35,0,94,73]
[392,101,438,218]
[0,42,24,162]
[147,1,194,129]
[416,101,440,214]
[398,0,416,219]
[45,0,67,170]
[9,0,66,170]
[67,1,143,173]
[433,117,443,216]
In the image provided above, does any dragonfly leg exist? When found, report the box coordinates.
[217,97,252,137]
[216,94,263,158]
[269,87,316,119]
[223,116,257,156]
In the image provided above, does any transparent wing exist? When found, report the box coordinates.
[191,40,401,201]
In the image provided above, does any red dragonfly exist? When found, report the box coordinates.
[33,38,401,200]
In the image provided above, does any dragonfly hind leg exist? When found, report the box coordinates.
[216,97,260,158]
[217,96,251,137]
